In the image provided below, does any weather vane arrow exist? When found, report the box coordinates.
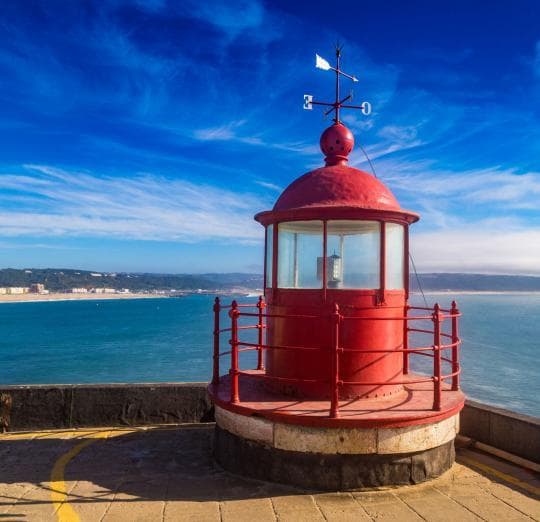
[304,46,371,122]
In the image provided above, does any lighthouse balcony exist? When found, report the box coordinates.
[208,298,465,430]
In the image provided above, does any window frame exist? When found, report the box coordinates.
[264,219,409,293]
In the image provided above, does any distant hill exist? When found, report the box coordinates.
[0,268,539,292]
[0,268,236,292]
[410,273,540,292]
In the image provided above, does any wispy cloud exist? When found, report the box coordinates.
[359,158,540,274]
[178,0,266,38]
[193,120,263,145]
[193,121,318,155]
[0,165,268,243]
[255,180,282,192]
[380,161,540,210]
[412,226,540,275]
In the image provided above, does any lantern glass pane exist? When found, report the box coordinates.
[265,225,273,288]
[327,220,380,289]
[278,221,323,288]
[386,223,404,289]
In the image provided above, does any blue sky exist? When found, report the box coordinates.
[0,0,539,274]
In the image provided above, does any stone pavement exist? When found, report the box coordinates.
[0,424,538,521]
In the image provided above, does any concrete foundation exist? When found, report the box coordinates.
[213,405,459,488]
[214,405,460,455]
[214,424,455,489]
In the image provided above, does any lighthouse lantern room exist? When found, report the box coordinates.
[209,48,465,490]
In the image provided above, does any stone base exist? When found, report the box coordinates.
[214,424,455,489]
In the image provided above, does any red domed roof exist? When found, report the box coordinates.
[273,164,401,212]
[254,122,419,224]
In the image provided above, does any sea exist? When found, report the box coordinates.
[0,293,538,418]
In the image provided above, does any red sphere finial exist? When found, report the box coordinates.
[320,122,354,166]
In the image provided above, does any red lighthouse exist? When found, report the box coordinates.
[209,49,465,489]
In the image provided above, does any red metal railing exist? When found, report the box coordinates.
[212,297,461,417]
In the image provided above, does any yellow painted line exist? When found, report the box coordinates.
[2,425,178,521]
[50,437,99,522]
[49,429,142,522]
[459,456,540,497]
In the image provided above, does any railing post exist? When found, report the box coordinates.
[451,300,460,391]
[229,300,240,403]
[432,303,442,411]
[330,303,341,418]
[403,304,409,375]
[256,296,265,371]
[212,297,221,385]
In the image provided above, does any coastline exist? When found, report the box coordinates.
[0,292,168,304]
[415,291,540,296]
[1,290,539,304]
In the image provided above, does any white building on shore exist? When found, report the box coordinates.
[30,283,47,294]
[7,287,29,294]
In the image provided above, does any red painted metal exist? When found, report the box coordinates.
[403,304,410,375]
[263,226,268,291]
[262,164,413,216]
[451,300,460,391]
[379,221,386,305]
[256,296,265,371]
[330,303,341,418]
[322,221,328,302]
[212,297,221,385]
[257,207,418,227]
[210,373,464,429]
[212,299,462,420]
[271,224,278,291]
[265,291,405,399]
[404,225,410,298]
[229,300,240,403]
[433,304,442,411]
[320,124,354,166]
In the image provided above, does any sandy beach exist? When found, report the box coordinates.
[0,292,167,303]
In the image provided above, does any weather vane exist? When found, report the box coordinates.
[303,46,371,122]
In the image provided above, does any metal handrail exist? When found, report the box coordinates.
[238,341,325,352]
[211,296,461,414]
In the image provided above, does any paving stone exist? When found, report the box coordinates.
[0,483,33,513]
[0,425,538,522]
[164,500,220,522]
[353,491,424,521]
[270,494,319,512]
[270,495,325,521]
[100,495,164,522]
[5,484,57,521]
[221,498,277,522]
[65,479,119,522]
[397,486,483,521]
[313,492,371,521]
[482,481,540,520]
[447,494,532,521]
[435,478,536,521]
[450,462,492,484]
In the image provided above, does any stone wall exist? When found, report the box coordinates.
[0,383,213,431]
[460,399,539,463]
